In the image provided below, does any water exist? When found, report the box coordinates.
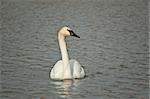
[0,0,149,99]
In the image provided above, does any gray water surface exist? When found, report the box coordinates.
[1,0,149,99]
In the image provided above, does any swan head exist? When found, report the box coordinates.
[59,26,80,38]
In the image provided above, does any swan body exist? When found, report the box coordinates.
[50,26,85,80]
[50,59,85,80]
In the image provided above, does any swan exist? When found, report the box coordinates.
[50,26,85,80]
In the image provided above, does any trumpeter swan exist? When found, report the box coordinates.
[50,26,85,80]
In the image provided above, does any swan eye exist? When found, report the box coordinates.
[67,29,74,36]
[67,29,80,38]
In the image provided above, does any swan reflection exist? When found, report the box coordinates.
[51,79,80,98]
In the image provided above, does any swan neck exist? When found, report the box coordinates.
[58,34,69,63]
[58,33,72,79]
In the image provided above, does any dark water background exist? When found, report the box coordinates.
[0,0,149,99]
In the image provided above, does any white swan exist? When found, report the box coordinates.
[50,26,85,80]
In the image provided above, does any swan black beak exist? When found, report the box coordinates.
[67,29,80,38]
[72,32,80,38]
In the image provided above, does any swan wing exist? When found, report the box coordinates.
[50,60,63,80]
[69,59,85,78]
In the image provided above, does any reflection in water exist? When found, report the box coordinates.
[51,79,80,98]
[62,80,72,98]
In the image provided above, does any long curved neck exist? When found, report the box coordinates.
[58,34,69,66]
[58,33,72,79]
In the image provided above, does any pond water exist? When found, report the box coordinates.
[1,0,149,99]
